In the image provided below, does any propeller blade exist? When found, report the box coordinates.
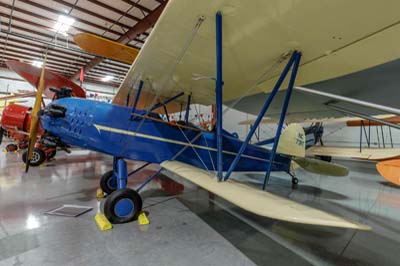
[25,54,47,172]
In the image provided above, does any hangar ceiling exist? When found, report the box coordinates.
[0,0,166,87]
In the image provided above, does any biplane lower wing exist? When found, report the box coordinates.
[161,160,370,230]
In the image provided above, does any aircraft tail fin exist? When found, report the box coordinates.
[277,124,348,176]
[277,124,305,157]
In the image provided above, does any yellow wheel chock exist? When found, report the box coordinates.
[138,211,149,225]
[95,213,112,231]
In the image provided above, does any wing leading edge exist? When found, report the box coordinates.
[114,0,400,112]
[161,160,370,230]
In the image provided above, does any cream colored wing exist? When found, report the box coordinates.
[239,115,396,126]
[113,0,400,107]
[307,146,400,160]
[161,160,370,230]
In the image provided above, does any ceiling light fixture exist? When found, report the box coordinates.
[101,75,113,82]
[53,15,75,36]
[32,60,43,68]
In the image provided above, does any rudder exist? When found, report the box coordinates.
[277,124,305,157]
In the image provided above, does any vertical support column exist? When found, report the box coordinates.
[362,121,370,147]
[263,52,302,190]
[376,126,380,148]
[359,123,363,152]
[117,158,128,189]
[131,80,144,114]
[215,11,224,181]
[368,121,371,148]
[224,52,298,181]
[185,94,191,124]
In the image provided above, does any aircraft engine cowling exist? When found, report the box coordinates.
[1,104,43,137]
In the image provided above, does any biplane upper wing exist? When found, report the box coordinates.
[74,33,139,64]
[113,0,400,119]
[161,160,370,230]
[6,61,86,99]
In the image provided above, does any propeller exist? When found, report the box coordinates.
[25,54,47,173]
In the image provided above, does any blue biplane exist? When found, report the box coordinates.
[20,0,379,230]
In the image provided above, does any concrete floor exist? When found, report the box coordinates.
[0,148,400,265]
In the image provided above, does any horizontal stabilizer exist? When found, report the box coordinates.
[161,161,369,230]
[294,157,349,176]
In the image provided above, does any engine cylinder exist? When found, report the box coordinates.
[1,104,31,131]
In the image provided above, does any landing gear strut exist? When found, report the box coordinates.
[287,171,299,187]
[102,158,144,224]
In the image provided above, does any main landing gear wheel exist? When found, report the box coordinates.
[292,177,299,185]
[22,148,46,167]
[103,188,142,224]
[100,170,117,195]
[5,144,18,152]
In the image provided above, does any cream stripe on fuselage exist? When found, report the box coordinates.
[93,124,271,163]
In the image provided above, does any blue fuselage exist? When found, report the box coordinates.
[41,98,291,172]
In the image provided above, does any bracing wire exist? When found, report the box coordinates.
[191,98,216,171]
[222,52,290,117]
[178,126,211,174]
[119,16,205,156]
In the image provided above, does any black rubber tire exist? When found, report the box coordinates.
[100,170,117,195]
[292,177,299,185]
[22,148,46,167]
[6,144,18,152]
[104,188,142,224]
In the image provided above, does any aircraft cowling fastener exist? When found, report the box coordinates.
[40,104,67,118]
